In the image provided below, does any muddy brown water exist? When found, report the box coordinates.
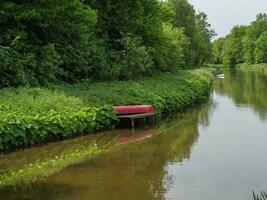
[0,69,267,200]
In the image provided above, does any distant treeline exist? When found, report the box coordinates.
[0,0,215,87]
[213,13,267,66]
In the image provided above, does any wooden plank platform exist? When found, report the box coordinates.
[118,113,155,128]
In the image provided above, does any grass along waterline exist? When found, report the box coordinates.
[0,68,213,152]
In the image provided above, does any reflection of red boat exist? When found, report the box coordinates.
[113,105,153,115]
[117,130,155,145]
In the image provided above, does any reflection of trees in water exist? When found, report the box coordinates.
[198,97,217,128]
[0,132,117,171]
[0,102,214,200]
[214,69,267,121]
[49,106,211,200]
[0,183,74,200]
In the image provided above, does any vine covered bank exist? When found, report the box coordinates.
[0,69,213,152]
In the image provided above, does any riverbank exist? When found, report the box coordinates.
[0,105,207,188]
[237,63,267,74]
[0,68,213,152]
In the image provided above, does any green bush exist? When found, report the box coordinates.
[0,69,212,152]
[53,69,213,113]
[255,31,267,63]
[110,34,154,80]
[0,89,116,152]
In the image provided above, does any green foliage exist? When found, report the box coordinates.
[87,0,167,77]
[0,70,212,152]
[0,47,30,87]
[214,13,267,66]
[255,31,267,63]
[52,69,213,114]
[243,14,267,64]
[160,23,189,70]
[110,34,154,80]
[212,38,225,64]
[222,26,247,65]
[167,0,215,66]
[0,89,116,152]
[0,0,106,86]
[0,0,215,86]
[195,12,216,64]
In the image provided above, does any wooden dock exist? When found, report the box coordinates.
[118,113,155,128]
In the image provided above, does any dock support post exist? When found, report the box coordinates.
[131,118,135,128]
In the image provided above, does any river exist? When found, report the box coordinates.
[0,69,267,200]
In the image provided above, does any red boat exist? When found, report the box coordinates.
[113,105,153,115]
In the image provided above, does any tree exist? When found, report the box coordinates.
[195,12,217,64]
[222,26,247,65]
[87,0,168,77]
[167,0,215,66]
[168,0,198,66]
[0,0,216,87]
[161,23,189,70]
[243,13,267,63]
[212,38,225,64]
[0,0,106,86]
[255,31,267,63]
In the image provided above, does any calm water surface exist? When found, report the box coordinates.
[1,69,267,200]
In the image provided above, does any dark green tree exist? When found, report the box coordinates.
[195,12,217,64]
[222,26,247,65]
[167,0,215,66]
[242,13,267,63]
[0,0,106,86]
[212,38,225,64]
[87,0,169,78]
[255,31,267,63]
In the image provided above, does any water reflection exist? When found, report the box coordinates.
[215,69,267,121]
[116,130,155,145]
[0,102,212,200]
[0,131,118,172]
[2,69,267,200]
[45,111,204,200]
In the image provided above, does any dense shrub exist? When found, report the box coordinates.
[0,89,116,151]
[0,69,212,152]
[52,69,213,113]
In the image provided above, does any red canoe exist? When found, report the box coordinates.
[113,105,153,115]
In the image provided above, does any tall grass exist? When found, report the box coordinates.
[253,192,267,200]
